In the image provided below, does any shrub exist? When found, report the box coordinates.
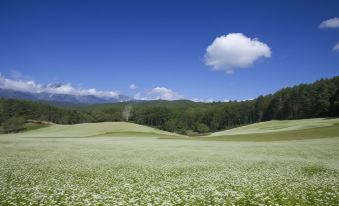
[2,117,25,133]
[195,123,210,133]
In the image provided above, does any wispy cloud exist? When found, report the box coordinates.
[134,86,183,100]
[333,42,339,51]
[129,84,137,90]
[205,33,271,74]
[0,74,120,97]
[319,17,339,29]
[10,70,29,80]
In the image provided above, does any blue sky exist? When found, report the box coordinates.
[0,0,338,101]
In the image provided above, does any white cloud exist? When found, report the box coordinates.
[129,84,137,90]
[205,33,271,73]
[134,86,182,100]
[333,42,339,51]
[190,98,252,103]
[191,98,216,103]
[319,17,339,29]
[0,74,119,97]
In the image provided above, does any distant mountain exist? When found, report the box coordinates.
[0,88,132,104]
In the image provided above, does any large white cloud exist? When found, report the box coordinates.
[205,33,271,73]
[0,74,119,97]
[319,17,339,29]
[134,86,182,100]
[333,42,339,51]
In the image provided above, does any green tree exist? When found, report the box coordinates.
[195,123,210,133]
[2,117,25,133]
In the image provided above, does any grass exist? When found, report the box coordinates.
[15,122,183,138]
[190,123,339,141]
[94,131,188,139]
[23,122,50,131]
[0,118,338,205]
[210,118,339,136]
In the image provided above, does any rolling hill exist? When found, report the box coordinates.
[199,118,339,141]
[10,118,339,141]
[15,122,184,138]
[210,118,339,136]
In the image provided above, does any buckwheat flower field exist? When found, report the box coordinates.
[0,134,338,205]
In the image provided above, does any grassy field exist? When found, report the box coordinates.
[0,119,338,205]
[14,122,184,138]
[210,118,339,136]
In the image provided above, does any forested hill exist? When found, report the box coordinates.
[1,76,338,134]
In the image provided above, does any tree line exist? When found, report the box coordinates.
[1,76,338,134]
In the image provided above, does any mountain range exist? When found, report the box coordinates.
[0,88,132,105]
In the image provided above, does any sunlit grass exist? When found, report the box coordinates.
[16,122,183,138]
[192,123,339,141]
[0,119,338,205]
[210,118,339,136]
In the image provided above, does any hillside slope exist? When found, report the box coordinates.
[210,118,339,136]
[191,118,339,141]
[15,122,183,138]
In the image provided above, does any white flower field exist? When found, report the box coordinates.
[0,120,338,205]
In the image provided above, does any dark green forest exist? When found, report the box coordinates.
[1,76,339,134]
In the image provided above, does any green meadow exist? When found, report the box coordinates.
[0,118,338,205]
